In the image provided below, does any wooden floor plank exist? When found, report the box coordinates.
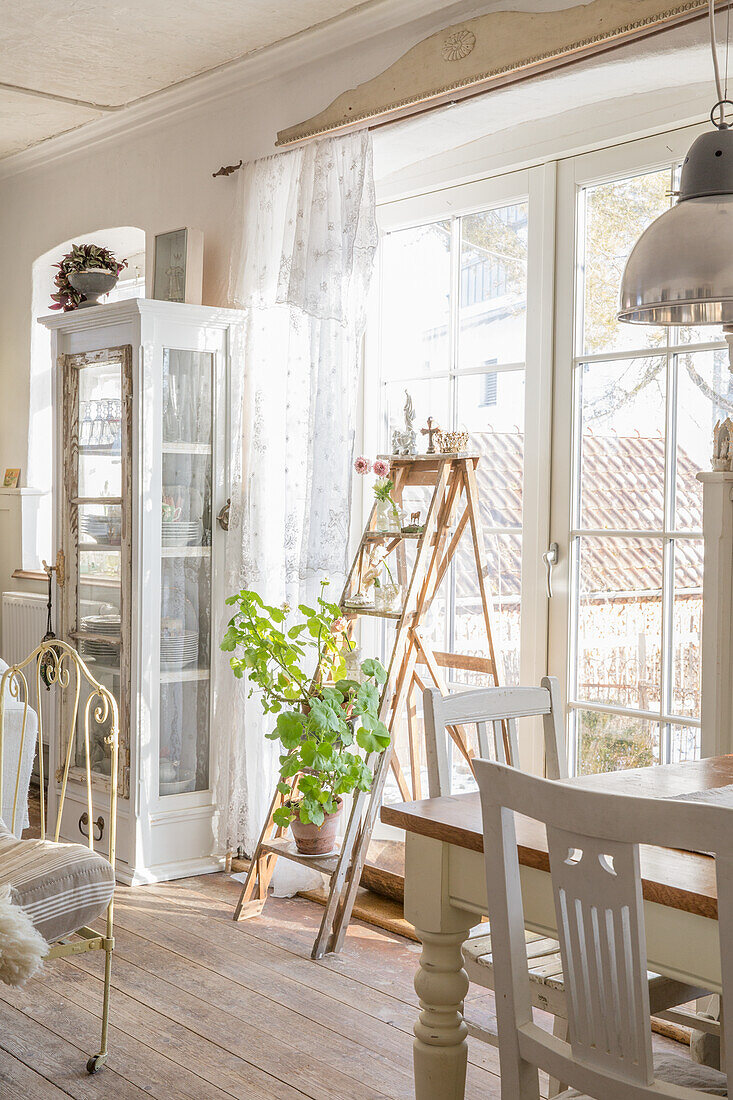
[112,884,505,1078]
[96,922,418,1099]
[0,868,684,1099]
[0,998,149,1100]
[24,961,308,1100]
[0,1044,72,1099]
[68,945,411,1100]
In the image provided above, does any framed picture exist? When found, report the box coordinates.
[151,228,203,305]
[3,468,20,488]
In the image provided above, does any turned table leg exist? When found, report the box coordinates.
[413,926,472,1099]
[403,832,475,1100]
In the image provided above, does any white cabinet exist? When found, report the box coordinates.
[40,299,243,884]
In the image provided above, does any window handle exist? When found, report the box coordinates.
[542,542,559,598]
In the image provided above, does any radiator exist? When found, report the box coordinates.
[1,591,56,759]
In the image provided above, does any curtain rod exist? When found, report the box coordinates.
[212,1,729,178]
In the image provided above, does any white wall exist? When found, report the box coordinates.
[0,0,498,599]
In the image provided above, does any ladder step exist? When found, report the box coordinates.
[259,837,341,875]
[342,607,402,620]
[363,531,423,541]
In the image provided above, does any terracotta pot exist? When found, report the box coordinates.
[290,797,343,856]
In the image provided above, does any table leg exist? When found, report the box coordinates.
[404,832,475,1100]
[413,925,472,1099]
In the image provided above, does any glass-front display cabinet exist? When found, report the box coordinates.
[41,299,244,883]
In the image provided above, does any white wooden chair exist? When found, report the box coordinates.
[474,758,729,1098]
[423,680,707,1094]
[0,640,118,1074]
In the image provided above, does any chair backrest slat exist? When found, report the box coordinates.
[475,760,728,1100]
[423,677,567,797]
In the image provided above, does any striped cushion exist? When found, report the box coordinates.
[0,819,114,944]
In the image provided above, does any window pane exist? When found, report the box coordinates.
[671,539,703,719]
[78,360,123,498]
[575,536,663,711]
[577,709,660,774]
[456,371,524,527]
[676,348,732,530]
[582,170,671,355]
[454,531,521,687]
[384,377,450,451]
[459,204,527,367]
[579,357,666,531]
[381,222,451,379]
[669,723,701,763]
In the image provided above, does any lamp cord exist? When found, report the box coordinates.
[710,0,725,106]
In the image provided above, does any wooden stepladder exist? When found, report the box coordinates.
[233,453,502,958]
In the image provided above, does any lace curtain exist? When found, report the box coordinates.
[213,132,378,874]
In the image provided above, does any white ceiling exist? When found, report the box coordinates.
[0,0,376,158]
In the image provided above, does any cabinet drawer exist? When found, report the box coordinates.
[56,792,129,868]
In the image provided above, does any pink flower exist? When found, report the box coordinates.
[354,456,371,475]
[330,617,348,635]
[373,458,390,478]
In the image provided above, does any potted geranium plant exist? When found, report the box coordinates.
[50,243,127,311]
[221,581,390,855]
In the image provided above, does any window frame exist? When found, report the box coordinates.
[549,122,724,772]
[370,165,557,772]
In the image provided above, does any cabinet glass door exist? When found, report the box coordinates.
[158,349,214,796]
[62,346,132,792]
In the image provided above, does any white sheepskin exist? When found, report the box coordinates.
[0,884,48,985]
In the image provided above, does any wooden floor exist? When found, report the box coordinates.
[0,872,683,1099]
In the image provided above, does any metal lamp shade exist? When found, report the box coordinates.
[619,127,733,327]
[618,196,733,325]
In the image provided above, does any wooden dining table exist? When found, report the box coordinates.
[381,754,733,1100]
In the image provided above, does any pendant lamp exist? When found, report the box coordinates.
[618,1,733,362]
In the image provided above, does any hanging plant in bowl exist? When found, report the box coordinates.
[49,243,127,311]
[221,581,390,856]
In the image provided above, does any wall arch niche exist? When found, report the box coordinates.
[28,227,145,571]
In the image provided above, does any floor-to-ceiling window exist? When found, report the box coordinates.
[379,200,528,686]
[552,130,730,774]
[370,169,555,794]
[372,123,726,779]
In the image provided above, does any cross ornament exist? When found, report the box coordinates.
[420,416,441,454]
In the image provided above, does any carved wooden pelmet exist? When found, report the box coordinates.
[277,0,720,146]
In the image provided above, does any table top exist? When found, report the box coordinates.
[380,755,733,920]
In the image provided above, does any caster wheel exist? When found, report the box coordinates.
[86,1055,103,1075]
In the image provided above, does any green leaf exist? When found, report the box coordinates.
[355,681,379,714]
[301,801,324,827]
[356,723,391,754]
[276,711,306,749]
[360,658,387,684]
[276,781,290,795]
[273,806,293,828]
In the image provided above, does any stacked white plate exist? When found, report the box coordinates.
[81,514,122,545]
[162,520,202,547]
[81,615,121,666]
[160,630,198,669]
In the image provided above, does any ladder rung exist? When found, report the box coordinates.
[259,837,340,875]
[363,531,422,541]
[342,607,402,620]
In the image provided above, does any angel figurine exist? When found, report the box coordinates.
[392,390,417,456]
[713,418,733,470]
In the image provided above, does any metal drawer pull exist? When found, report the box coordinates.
[79,812,104,843]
